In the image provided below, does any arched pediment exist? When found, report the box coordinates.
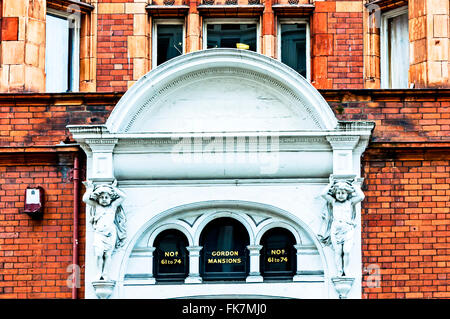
[106,49,338,133]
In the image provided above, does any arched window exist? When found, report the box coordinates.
[200,218,250,281]
[153,229,189,282]
[260,228,296,280]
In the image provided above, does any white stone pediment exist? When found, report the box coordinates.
[105,49,338,133]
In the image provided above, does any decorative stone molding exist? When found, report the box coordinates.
[83,181,127,281]
[104,49,339,133]
[92,280,116,299]
[331,276,355,299]
[319,176,365,277]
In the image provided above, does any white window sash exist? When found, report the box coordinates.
[380,6,409,89]
[45,8,80,93]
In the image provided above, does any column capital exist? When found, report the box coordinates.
[326,136,360,150]
[85,138,119,152]
[186,246,203,254]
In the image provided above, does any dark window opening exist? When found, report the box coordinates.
[200,218,250,281]
[154,229,189,282]
[207,24,257,51]
[260,228,296,280]
[280,23,307,78]
[157,24,183,66]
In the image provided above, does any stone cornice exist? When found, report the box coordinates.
[1,89,449,105]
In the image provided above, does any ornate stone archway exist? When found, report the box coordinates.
[68,49,374,299]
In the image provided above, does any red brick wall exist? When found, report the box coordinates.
[0,159,86,298]
[0,95,116,147]
[312,1,364,89]
[361,149,450,298]
[97,0,135,92]
[322,90,450,142]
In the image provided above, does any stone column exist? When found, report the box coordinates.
[246,245,264,283]
[185,246,203,283]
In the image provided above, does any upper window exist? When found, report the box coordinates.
[45,9,80,93]
[380,6,409,88]
[278,20,310,80]
[152,20,184,68]
[204,20,259,52]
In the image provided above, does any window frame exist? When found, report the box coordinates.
[202,18,261,53]
[45,7,81,93]
[153,229,189,283]
[380,5,409,89]
[277,18,311,81]
[152,19,186,69]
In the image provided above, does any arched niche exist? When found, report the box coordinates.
[153,229,189,282]
[259,227,297,280]
[199,217,250,281]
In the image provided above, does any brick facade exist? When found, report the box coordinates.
[362,148,450,298]
[0,0,449,299]
[0,155,86,298]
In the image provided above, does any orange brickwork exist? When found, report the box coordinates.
[322,89,450,142]
[0,94,117,147]
[97,1,135,92]
[312,1,364,89]
[361,148,450,298]
[0,156,86,298]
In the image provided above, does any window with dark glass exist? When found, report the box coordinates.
[260,228,296,280]
[156,24,183,66]
[280,23,307,78]
[153,229,188,282]
[200,218,250,281]
[206,24,257,51]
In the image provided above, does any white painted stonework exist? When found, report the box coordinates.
[68,49,374,299]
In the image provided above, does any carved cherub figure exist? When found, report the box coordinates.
[319,177,364,277]
[83,180,127,281]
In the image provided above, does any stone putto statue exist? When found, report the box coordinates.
[319,176,364,277]
[83,180,127,281]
